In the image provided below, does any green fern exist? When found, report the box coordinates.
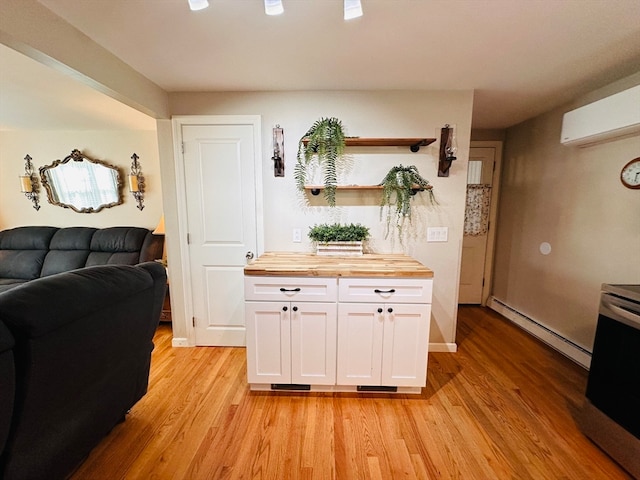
[295,117,346,207]
[379,165,436,239]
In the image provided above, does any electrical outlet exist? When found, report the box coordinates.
[427,227,448,242]
[292,228,302,243]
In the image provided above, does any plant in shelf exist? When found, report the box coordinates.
[295,117,347,207]
[379,164,436,238]
[308,223,370,256]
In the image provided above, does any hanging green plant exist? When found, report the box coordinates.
[379,164,436,238]
[295,117,347,207]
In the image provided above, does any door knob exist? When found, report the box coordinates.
[246,251,255,260]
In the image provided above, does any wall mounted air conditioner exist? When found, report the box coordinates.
[560,85,640,147]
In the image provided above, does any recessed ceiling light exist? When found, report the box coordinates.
[264,0,284,16]
[188,0,209,11]
[344,0,363,20]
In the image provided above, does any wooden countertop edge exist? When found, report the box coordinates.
[243,252,434,278]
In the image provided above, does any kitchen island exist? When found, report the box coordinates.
[244,252,433,393]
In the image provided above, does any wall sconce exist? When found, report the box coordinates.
[438,124,458,177]
[19,154,41,210]
[272,124,284,177]
[128,153,145,210]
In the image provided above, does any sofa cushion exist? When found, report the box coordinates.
[0,227,58,281]
[41,227,96,277]
[86,227,150,266]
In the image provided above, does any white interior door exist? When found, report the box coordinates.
[181,120,261,345]
[459,147,496,304]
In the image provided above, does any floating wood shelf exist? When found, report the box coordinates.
[304,185,432,196]
[301,137,436,152]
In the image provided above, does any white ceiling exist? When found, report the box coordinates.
[2,0,640,131]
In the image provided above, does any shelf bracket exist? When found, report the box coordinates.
[410,140,425,152]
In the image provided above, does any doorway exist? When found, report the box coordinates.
[459,141,502,305]
[173,116,263,346]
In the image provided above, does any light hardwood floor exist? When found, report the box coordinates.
[70,306,631,479]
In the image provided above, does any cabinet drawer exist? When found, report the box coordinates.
[245,276,337,302]
[338,278,432,304]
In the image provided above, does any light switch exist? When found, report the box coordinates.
[292,228,302,243]
[427,227,448,242]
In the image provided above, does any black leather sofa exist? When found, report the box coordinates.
[0,262,167,480]
[0,226,164,293]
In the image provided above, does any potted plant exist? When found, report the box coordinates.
[308,223,370,256]
[295,117,347,207]
[379,164,436,238]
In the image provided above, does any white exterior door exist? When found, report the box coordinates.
[180,119,261,346]
[459,147,496,304]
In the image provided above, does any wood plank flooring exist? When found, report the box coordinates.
[70,306,632,479]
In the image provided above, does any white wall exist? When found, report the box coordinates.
[493,72,640,353]
[0,130,163,230]
[166,90,473,348]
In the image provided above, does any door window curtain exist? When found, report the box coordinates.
[464,185,492,236]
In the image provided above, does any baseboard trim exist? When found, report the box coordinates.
[488,297,591,369]
[429,343,458,353]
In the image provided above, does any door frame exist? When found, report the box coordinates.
[172,115,264,346]
[468,140,503,306]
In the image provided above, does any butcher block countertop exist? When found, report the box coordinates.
[244,252,433,278]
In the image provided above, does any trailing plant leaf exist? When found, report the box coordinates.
[379,164,436,239]
[295,117,347,207]
[308,223,370,243]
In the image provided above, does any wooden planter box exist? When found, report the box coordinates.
[316,241,363,257]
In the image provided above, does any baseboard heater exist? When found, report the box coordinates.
[270,384,311,391]
[357,386,398,393]
[489,297,592,368]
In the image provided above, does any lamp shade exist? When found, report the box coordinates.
[153,215,165,235]
[20,176,33,193]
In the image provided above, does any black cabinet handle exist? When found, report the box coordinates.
[282,306,288,312]
[377,308,383,313]
[374,288,396,294]
[280,287,301,292]
[292,306,298,312]
[387,307,393,313]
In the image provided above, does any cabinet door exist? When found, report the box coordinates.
[290,302,337,385]
[245,302,291,384]
[381,303,431,387]
[336,303,384,386]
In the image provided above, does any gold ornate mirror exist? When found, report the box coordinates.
[39,149,124,213]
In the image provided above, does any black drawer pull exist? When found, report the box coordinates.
[280,287,301,292]
[374,288,396,294]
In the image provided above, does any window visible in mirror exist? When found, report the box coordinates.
[40,149,123,213]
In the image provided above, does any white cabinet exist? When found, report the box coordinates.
[245,277,337,386]
[337,278,432,389]
[245,264,433,393]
